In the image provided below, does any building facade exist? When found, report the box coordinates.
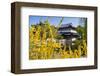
[58,23,80,46]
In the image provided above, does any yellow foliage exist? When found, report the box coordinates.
[29,25,87,60]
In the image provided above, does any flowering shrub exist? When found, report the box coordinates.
[29,19,87,60]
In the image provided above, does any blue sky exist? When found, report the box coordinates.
[29,16,86,27]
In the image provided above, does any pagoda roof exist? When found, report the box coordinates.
[58,23,76,30]
[59,32,80,38]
